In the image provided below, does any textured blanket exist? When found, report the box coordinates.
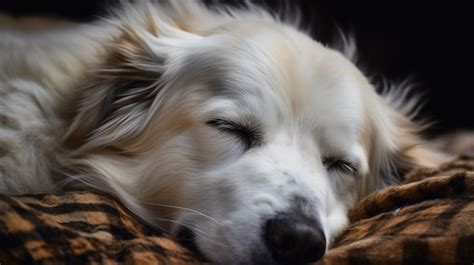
[1,155,473,265]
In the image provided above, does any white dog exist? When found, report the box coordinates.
[0,1,445,264]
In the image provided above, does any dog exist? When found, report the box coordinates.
[0,1,447,264]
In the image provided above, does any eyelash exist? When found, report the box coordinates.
[207,119,356,173]
[206,118,263,149]
[322,157,357,175]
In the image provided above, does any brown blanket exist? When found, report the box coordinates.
[319,155,474,265]
[1,156,473,265]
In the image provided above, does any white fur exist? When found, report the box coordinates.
[0,1,446,264]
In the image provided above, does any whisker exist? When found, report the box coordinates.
[138,200,221,225]
[151,217,229,248]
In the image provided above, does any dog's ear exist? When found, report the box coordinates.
[63,13,202,152]
[360,85,449,195]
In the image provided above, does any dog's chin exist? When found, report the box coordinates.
[175,226,273,265]
[175,225,324,265]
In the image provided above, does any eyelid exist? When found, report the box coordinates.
[206,118,263,149]
[206,118,245,134]
[206,118,233,129]
[322,157,358,175]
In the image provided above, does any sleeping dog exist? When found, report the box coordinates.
[0,1,446,264]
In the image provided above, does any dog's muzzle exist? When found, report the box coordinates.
[264,212,326,264]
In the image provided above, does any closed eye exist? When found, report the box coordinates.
[206,118,263,149]
[322,157,358,175]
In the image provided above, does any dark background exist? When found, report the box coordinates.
[1,0,473,136]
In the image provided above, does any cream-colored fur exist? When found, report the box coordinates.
[0,1,446,264]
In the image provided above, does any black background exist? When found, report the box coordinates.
[1,0,473,136]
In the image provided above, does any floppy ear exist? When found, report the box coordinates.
[361,84,449,195]
[63,13,202,152]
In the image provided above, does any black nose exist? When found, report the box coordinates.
[264,213,326,264]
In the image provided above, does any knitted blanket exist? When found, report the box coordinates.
[1,155,473,265]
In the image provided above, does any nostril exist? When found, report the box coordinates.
[264,213,326,264]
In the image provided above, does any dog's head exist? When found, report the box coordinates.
[63,2,446,264]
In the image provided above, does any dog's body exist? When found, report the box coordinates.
[0,1,446,264]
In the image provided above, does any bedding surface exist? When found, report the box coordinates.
[1,155,473,265]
